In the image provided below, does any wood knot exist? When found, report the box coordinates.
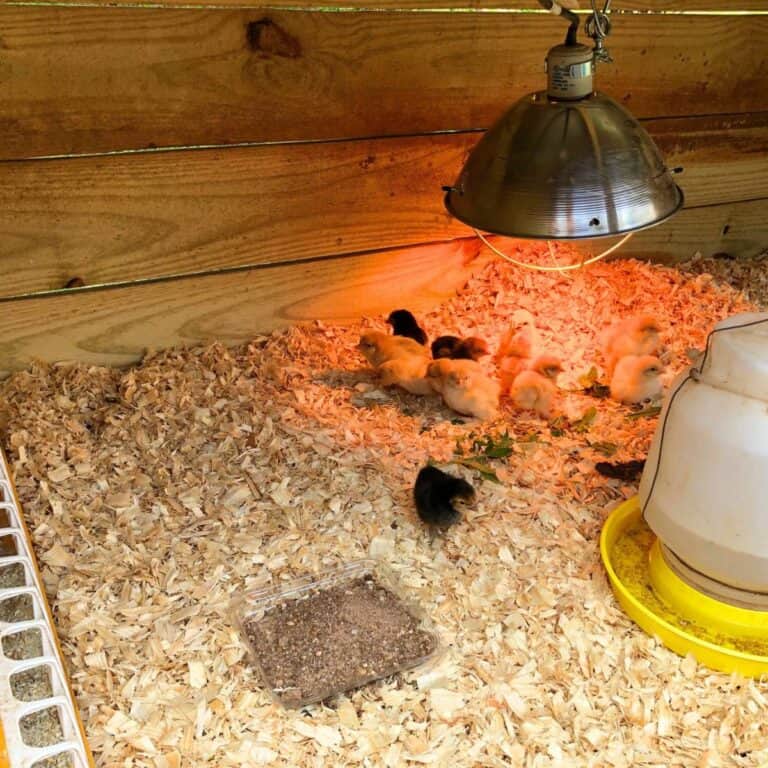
[247,19,302,59]
[65,276,85,288]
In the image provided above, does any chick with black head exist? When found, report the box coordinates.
[431,335,490,361]
[387,309,428,346]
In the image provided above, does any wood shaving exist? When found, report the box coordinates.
[1,249,767,767]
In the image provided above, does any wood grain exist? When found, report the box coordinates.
[644,112,768,206]
[628,198,768,264]
[1,6,766,159]
[0,113,766,298]
[0,134,473,297]
[0,197,766,375]
[6,1,764,11]
[0,238,488,376]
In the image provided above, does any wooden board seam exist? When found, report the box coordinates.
[3,189,767,303]
[2,3,767,13]
[0,129,488,163]
[0,235,470,303]
[5,111,768,162]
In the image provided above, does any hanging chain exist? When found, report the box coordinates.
[586,0,613,64]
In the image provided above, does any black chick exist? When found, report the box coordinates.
[387,309,428,346]
[414,466,475,529]
[595,459,646,482]
[431,335,490,361]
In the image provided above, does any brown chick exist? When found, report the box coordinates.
[357,331,429,368]
[609,355,664,405]
[509,355,563,418]
[427,359,500,421]
[378,356,433,396]
[432,335,490,361]
[499,355,531,394]
[455,337,490,361]
[495,312,540,392]
[602,314,663,377]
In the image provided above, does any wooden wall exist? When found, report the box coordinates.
[0,1,766,374]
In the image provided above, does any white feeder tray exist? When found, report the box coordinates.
[0,448,94,768]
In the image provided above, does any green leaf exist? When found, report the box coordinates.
[483,431,515,458]
[572,406,598,433]
[453,457,501,483]
[628,406,661,420]
[579,366,610,398]
[549,415,568,437]
[589,441,618,457]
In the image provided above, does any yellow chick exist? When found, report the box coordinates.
[609,354,664,405]
[378,356,433,396]
[427,359,500,421]
[499,355,531,394]
[602,314,662,376]
[495,315,539,364]
[509,355,563,418]
[357,331,428,368]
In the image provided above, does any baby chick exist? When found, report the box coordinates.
[495,311,539,363]
[387,309,428,346]
[595,459,645,482]
[414,465,475,530]
[509,355,563,418]
[378,356,433,396]
[357,331,428,368]
[602,314,662,376]
[431,335,490,361]
[427,359,501,421]
[609,354,664,405]
[499,355,532,394]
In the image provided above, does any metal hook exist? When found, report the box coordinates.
[588,0,613,63]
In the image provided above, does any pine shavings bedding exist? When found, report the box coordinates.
[1,249,767,768]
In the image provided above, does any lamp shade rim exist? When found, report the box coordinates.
[445,185,685,241]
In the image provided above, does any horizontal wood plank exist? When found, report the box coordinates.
[0,239,488,376]
[1,7,766,158]
[0,198,766,375]
[644,112,768,206]
[626,198,768,264]
[0,135,472,297]
[3,2,763,11]
[0,114,766,298]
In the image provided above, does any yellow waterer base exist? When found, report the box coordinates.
[600,497,768,678]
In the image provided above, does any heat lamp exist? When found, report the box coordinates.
[443,0,683,262]
[443,3,768,675]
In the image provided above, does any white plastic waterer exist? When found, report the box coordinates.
[640,311,768,608]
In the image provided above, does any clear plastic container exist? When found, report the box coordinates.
[233,559,443,708]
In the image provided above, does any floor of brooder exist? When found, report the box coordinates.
[2,249,768,768]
